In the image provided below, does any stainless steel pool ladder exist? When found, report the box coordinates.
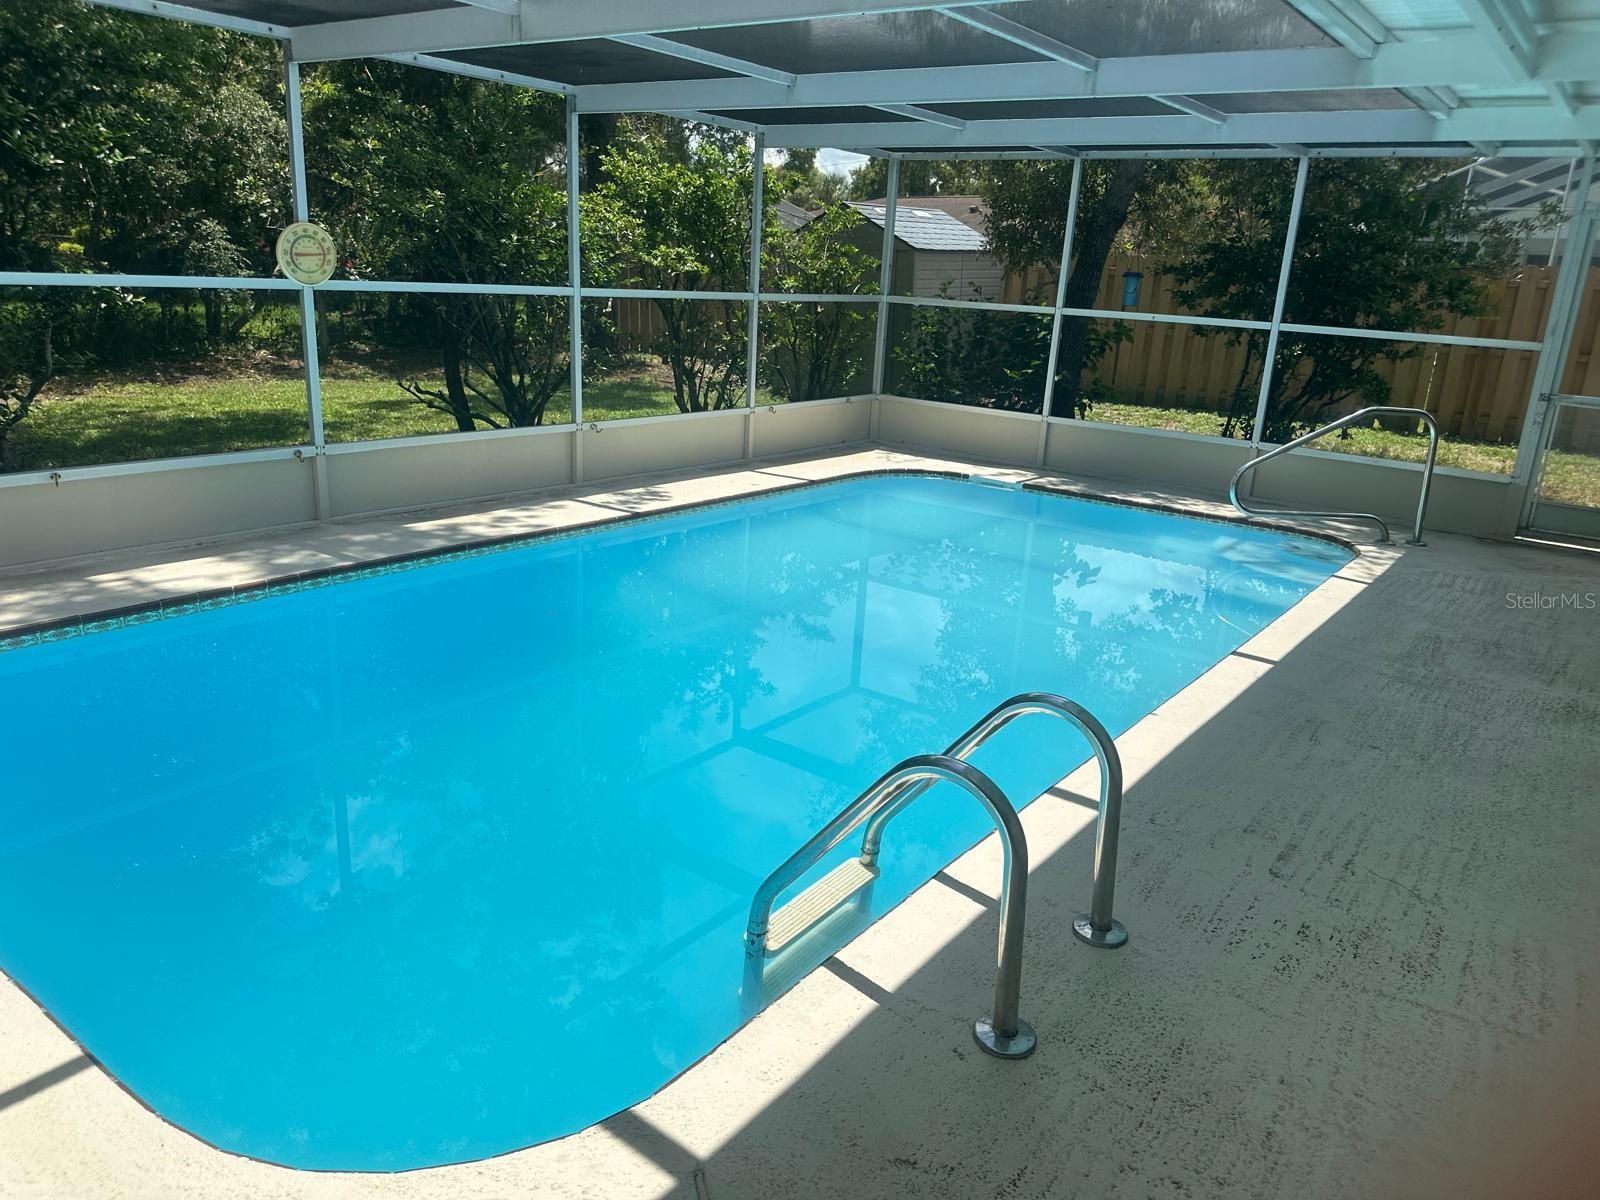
[743,691,1128,1062]
[1229,406,1439,545]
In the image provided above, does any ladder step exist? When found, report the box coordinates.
[765,858,879,956]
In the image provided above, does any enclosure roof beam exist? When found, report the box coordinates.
[847,144,1582,160]
[1249,0,1438,144]
[871,104,967,130]
[289,0,1022,62]
[1467,158,1580,212]
[84,0,288,39]
[751,103,1600,151]
[380,51,574,94]
[1472,156,1574,192]
[1456,0,1540,75]
[1153,95,1228,125]
[668,110,761,134]
[1076,145,1442,159]
[1399,86,1459,119]
[1282,0,1451,131]
[1283,0,1383,58]
[1453,0,1576,115]
[1544,82,1580,117]
[934,7,1098,72]
[573,31,1600,114]
[880,149,1075,160]
[1487,179,1575,209]
[290,4,509,60]
[610,35,797,87]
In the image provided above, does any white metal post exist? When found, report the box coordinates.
[744,131,766,459]
[1512,155,1597,527]
[870,156,901,442]
[1248,156,1311,453]
[567,96,585,484]
[1038,156,1084,465]
[284,56,329,519]
[1548,156,1578,267]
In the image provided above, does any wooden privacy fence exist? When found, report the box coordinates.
[613,295,668,345]
[1024,255,1600,443]
[611,297,755,351]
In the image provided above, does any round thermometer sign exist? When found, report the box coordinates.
[275,222,337,285]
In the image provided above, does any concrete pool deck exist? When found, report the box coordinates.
[2,447,1597,1198]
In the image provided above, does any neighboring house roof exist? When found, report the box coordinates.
[774,199,814,231]
[847,201,987,252]
[870,195,990,237]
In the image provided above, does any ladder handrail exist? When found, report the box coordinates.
[859,692,1127,949]
[1229,405,1439,545]
[744,753,1035,1058]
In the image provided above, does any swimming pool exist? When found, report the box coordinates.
[0,473,1349,1170]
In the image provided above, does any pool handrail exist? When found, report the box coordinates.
[1229,405,1439,545]
[859,691,1128,950]
[743,753,1036,1060]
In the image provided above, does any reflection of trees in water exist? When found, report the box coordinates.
[208,488,1338,1115]
[232,501,1322,925]
[588,510,857,762]
[218,509,863,1054]
[1119,585,1209,649]
[551,506,869,967]
[867,515,1106,733]
[853,513,1301,766]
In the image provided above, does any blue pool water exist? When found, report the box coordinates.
[0,475,1347,1169]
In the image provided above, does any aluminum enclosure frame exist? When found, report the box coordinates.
[3,0,1597,553]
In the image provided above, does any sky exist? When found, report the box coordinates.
[818,148,870,176]
[762,146,869,176]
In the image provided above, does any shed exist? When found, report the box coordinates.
[846,200,1005,301]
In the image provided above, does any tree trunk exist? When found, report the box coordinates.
[0,317,55,470]
[440,323,477,433]
[1052,161,1146,416]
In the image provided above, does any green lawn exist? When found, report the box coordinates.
[1088,400,1600,507]
[1088,400,1523,474]
[10,370,1599,509]
[6,358,685,472]
[1539,449,1600,509]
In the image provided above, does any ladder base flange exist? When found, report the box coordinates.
[1072,915,1129,949]
[973,1016,1037,1060]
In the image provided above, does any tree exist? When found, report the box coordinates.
[589,140,753,413]
[773,160,847,211]
[780,149,818,174]
[2,0,287,278]
[0,295,60,467]
[845,157,982,201]
[304,61,583,430]
[1170,159,1530,441]
[1,1,291,458]
[759,205,878,403]
[979,159,1213,416]
[890,287,1128,414]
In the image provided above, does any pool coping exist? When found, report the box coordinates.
[0,447,1392,1189]
[0,459,1360,650]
